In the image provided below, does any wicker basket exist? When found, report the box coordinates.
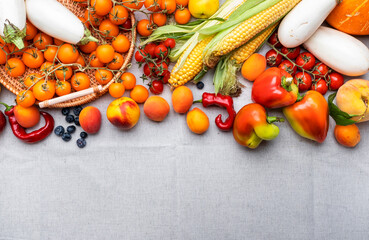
[0,0,136,108]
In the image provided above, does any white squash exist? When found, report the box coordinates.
[278,0,338,48]
[303,26,369,76]
[26,0,97,45]
[0,0,27,49]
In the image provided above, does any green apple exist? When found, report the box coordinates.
[188,0,219,19]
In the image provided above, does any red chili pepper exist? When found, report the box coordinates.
[0,102,54,143]
[194,92,236,131]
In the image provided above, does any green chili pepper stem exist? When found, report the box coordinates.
[193,100,203,104]
[267,116,285,124]
[0,102,13,112]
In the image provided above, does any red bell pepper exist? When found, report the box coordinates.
[283,91,329,143]
[251,67,298,109]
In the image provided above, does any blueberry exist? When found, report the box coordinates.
[62,132,72,142]
[62,108,70,116]
[80,132,88,139]
[65,115,74,123]
[196,81,204,89]
[76,138,87,148]
[73,106,83,116]
[67,125,76,134]
[74,116,80,126]
[54,126,65,136]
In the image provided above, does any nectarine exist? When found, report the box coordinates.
[144,96,170,122]
[107,97,140,130]
[79,106,102,134]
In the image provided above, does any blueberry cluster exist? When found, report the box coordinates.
[54,106,88,148]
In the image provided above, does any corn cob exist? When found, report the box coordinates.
[168,0,248,88]
[169,37,213,88]
[205,0,301,68]
[214,23,278,96]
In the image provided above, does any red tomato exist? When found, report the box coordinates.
[328,72,344,91]
[163,38,176,49]
[311,79,328,95]
[312,62,330,79]
[268,32,282,48]
[265,49,282,67]
[162,70,170,83]
[143,62,155,77]
[278,60,297,76]
[295,52,316,70]
[154,44,168,59]
[154,61,168,76]
[281,46,300,59]
[121,18,132,32]
[294,72,312,92]
[149,80,164,94]
[144,42,157,57]
[135,49,148,63]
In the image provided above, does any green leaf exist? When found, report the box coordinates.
[328,93,358,126]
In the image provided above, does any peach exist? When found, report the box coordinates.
[336,79,369,123]
[186,107,209,134]
[172,86,193,114]
[144,96,170,122]
[241,53,266,81]
[334,124,360,148]
[107,97,140,130]
[79,106,102,134]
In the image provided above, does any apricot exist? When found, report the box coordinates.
[334,124,360,148]
[336,79,369,123]
[144,96,170,122]
[241,53,266,82]
[186,107,209,134]
[107,97,140,130]
[79,106,102,134]
[14,105,40,128]
[172,86,193,114]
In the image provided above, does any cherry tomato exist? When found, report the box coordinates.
[162,70,170,84]
[312,62,330,79]
[121,17,132,32]
[265,49,282,67]
[278,60,297,76]
[143,62,155,77]
[135,49,148,63]
[154,61,168,76]
[294,72,312,92]
[328,72,344,91]
[311,79,328,95]
[295,52,316,71]
[137,19,153,37]
[154,44,168,59]
[163,38,175,49]
[281,46,300,60]
[149,80,164,94]
[144,42,156,57]
[268,32,282,48]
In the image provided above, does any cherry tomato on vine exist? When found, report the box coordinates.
[268,32,282,48]
[311,79,328,95]
[154,61,168,76]
[109,82,125,98]
[137,19,153,37]
[278,60,297,76]
[328,72,344,91]
[312,62,330,79]
[16,90,36,108]
[144,42,157,57]
[121,17,132,32]
[162,70,170,84]
[135,49,148,63]
[281,46,300,60]
[154,44,168,59]
[293,72,312,92]
[143,62,155,77]
[149,80,164,95]
[265,49,282,67]
[175,8,191,25]
[163,38,175,49]
[295,52,316,71]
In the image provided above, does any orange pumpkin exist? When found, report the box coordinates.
[326,0,369,35]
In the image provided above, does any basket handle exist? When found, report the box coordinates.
[39,85,103,108]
